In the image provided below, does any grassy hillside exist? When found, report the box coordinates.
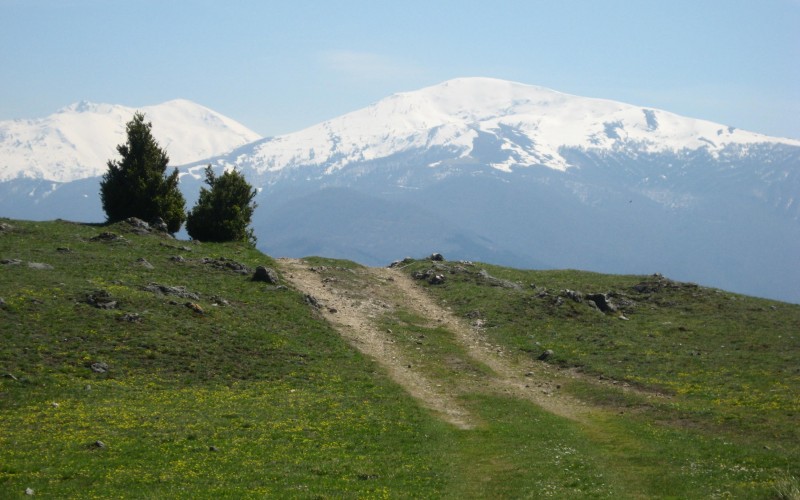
[1,218,798,498]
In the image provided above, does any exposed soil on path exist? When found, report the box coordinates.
[278,258,611,428]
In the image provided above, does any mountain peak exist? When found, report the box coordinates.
[235,77,799,177]
[0,100,262,182]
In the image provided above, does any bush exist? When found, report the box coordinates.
[99,112,186,233]
[186,165,258,245]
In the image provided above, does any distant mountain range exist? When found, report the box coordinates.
[1,78,798,303]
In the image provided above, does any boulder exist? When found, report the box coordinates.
[252,266,279,284]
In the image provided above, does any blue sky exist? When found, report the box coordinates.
[2,0,799,139]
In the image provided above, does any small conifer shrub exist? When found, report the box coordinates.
[186,165,258,245]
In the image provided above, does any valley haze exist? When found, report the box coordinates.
[1,78,798,303]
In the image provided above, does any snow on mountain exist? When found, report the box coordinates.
[228,77,800,176]
[0,99,262,182]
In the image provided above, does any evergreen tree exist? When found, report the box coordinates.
[186,165,258,245]
[99,112,186,233]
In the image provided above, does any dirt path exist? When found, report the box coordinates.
[279,258,596,427]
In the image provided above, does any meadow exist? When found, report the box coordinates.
[1,219,798,498]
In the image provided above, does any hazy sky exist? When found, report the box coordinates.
[2,1,799,139]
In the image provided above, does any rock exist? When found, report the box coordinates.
[0,297,6,309]
[304,294,321,308]
[538,349,554,361]
[86,290,118,309]
[252,266,279,284]
[27,262,54,270]
[56,246,72,253]
[410,268,446,285]
[209,446,219,452]
[1,258,22,265]
[118,312,143,323]
[201,257,251,274]
[564,289,583,302]
[586,293,617,313]
[185,302,204,314]
[125,217,151,234]
[428,273,446,285]
[388,257,414,268]
[25,487,34,496]
[143,283,200,300]
[211,296,230,307]
[93,440,106,449]
[90,362,109,373]
[478,269,522,289]
[150,217,169,232]
[428,253,445,261]
[0,222,13,232]
[90,231,125,242]
[136,257,154,269]
[169,255,186,263]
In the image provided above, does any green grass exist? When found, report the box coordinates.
[0,220,451,498]
[2,220,799,498]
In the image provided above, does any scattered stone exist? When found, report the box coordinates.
[478,269,522,289]
[1,258,22,265]
[564,289,583,303]
[3,373,18,381]
[86,290,118,309]
[304,294,321,308]
[25,487,34,496]
[618,314,629,321]
[169,255,186,263]
[0,221,13,232]
[428,253,445,261]
[51,402,59,408]
[210,295,230,307]
[428,273,446,285]
[411,268,447,285]
[56,246,72,253]
[201,257,251,274]
[185,302,204,314]
[388,257,414,268]
[160,242,193,252]
[252,266,279,284]
[209,446,219,452]
[328,307,338,314]
[143,283,200,300]
[537,349,554,361]
[136,257,154,269]
[90,362,109,373]
[0,297,6,309]
[90,231,125,242]
[93,440,106,449]
[118,312,143,323]
[27,262,54,270]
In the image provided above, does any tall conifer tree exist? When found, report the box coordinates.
[100,112,186,233]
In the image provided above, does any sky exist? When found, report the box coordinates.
[2,0,799,140]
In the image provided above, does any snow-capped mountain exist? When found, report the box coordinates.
[2,78,799,303]
[0,99,261,182]
[223,77,799,177]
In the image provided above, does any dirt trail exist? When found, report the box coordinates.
[278,258,593,428]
